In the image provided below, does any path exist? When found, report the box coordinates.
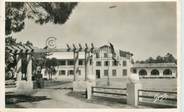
[16,87,110,108]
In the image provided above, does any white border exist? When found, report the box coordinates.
[0,0,5,110]
[0,0,181,112]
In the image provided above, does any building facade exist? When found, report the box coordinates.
[42,45,134,80]
[42,45,177,80]
[133,63,177,78]
[93,45,133,79]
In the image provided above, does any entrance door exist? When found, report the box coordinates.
[96,70,100,78]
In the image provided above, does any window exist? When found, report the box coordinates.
[96,70,101,78]
[163,69,172,75]
[122,69,127,76]
[68,70,74,75]
[59,60,66,66]
[112,61,118,66]
[68,60,74,65]
[96,53,100,58]
[79,60,83,65]
[104,61,109,66]
[139,69,147,76]
[59,70,65,75]
[90,59,92,65]
[122,61,127,66]
[104,53,108,58]
[112,69,117,76]
[151,69,159,75]
[96,61,101,66]
[104,70,108,76]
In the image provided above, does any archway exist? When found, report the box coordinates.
[151,69,159,75]
[163,69,172,75]
[139,69,147,76]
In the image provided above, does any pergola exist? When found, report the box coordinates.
[5,43,100,94]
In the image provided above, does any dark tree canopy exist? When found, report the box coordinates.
[6,2,77,35]
[136,53,177,64]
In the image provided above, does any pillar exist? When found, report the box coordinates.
[147,68,151,78]
[85,51,88,81]
[26,54,32,81]
[127,82,142,106]
[16,54,22,81]
[74,51,79,81]
[159,69,164,78]
[86,52,91,81]
[86,83,92,99]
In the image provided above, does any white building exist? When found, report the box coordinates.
[93,45,133,79]
[43,45,134,80]
[42,45,177,80]
[133,63,177,78]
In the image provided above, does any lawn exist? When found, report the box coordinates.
[96,78,177,91]
[95,78,177,108]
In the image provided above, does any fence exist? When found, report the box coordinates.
[91,86,127,98]
[138,89,177,108]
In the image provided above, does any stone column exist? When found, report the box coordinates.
[172,69,177,77]
[86,82,92,99]
[86,52,96,86]
[86,52,91,81]
[16,54,22,81]
[127,82,142,106]
[26,54,32,81]
[74,51,79,81]
[84,51,88,81]
[147,68,151,78]
[159,69,164,78]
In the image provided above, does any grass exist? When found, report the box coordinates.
[95,78,177,108]
[96,78,177,91]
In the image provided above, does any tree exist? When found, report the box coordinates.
[6,2,77,35]
[145,57,155,63]
[135,53,177,64]
[5,37,48,80]
[45,58,58,80]
[164,53,177,63]
[155,55,164,63]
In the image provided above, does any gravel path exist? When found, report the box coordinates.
[16,88,110,108]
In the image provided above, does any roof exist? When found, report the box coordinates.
[133,63,177,68]
[99,45,133,57]
[47,52,85,59]
[44,44,133,59]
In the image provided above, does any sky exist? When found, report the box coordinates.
[11,2,177,61]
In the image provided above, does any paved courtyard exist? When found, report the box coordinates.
[6,78,176,108]
[6,84,135,108]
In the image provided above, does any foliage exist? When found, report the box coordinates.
[44,58,58,80]
[5,37,60,80]
[5,37,47,74]
[6,2,77,35]
[136,53,177,64]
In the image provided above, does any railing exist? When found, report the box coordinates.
[92,86,127,97]
[138,89,177,107]
[5,80,17,88]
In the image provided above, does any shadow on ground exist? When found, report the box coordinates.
[67,91,129,108]
[67,91,177,108]
[6,95,51,108]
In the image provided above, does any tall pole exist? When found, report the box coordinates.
[85,50,87,81]
[16,54,22,81]
[73,51,76,81]
[107,47,110,86]
[27,54,32,81]
[73,51,79,81]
